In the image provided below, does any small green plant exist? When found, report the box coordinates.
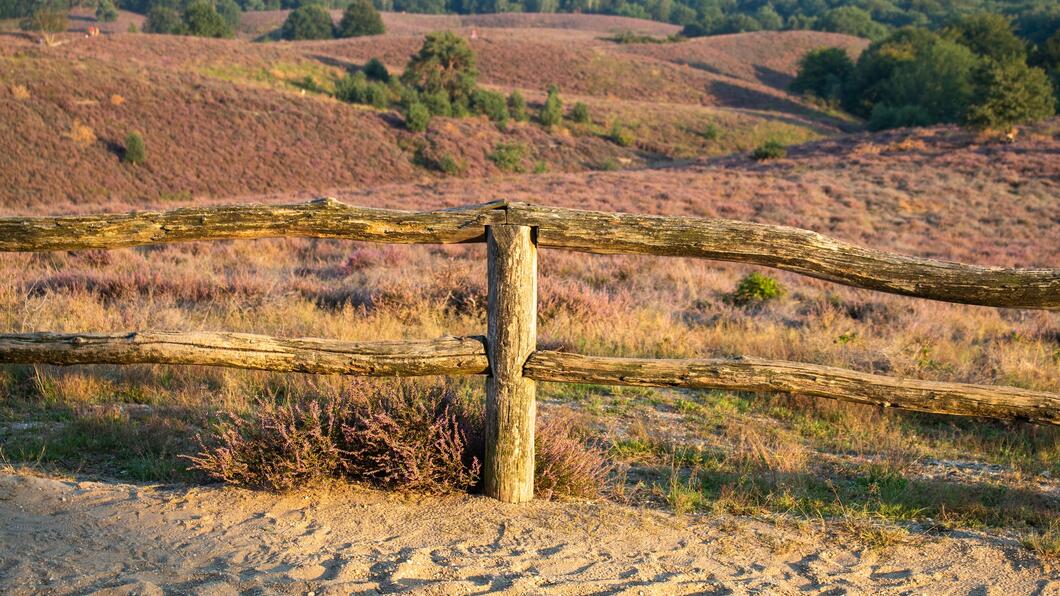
[405,102,431,132]
[570,101,590,124]
[731,272,785,305]
[539,84,563,127]
[698,122,721,141]
[508,90,528,122]
[608,121,635,147]
[489,141,528,173]
[533,160,548,173]
[123,131,146,165]
[413,145,464,175]
[751,140,786,161]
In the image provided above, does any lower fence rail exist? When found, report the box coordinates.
[2,331,1057,426]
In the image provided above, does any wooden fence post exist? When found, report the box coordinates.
[484,224,538,503]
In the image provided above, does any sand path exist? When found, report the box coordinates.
[0,471,1055,594]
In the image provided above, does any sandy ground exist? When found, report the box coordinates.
[0,471,1055,595]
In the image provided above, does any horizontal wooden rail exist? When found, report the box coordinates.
[523,351,1060,426]
[511,204,1060,310]
[1,199,1056,309]
[2,331,1056,425]
[0,198,505,251]
[0,332,489,377]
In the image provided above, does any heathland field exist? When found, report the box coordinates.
[0,10,1058,593]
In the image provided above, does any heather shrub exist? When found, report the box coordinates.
[508,90,528,122]
[123,131,146,165]
[405,101,430,132]
[731,272,785,305]
[535,417,611,500]
[188,382,612,498]
[413,144,464,175]
[750,140,785,161]
[570,101,590,123]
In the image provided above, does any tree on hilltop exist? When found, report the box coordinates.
[336,0,384,38]
[401,31,478,106]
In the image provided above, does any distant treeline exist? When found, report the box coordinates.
[5,0,1058,46]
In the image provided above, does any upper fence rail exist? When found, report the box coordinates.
[1,198,1056,310]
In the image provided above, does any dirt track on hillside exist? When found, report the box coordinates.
[0,471,1054,594]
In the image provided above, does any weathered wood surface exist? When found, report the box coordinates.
[484,225,538,503]
[524,351,1060,426]
[508,204,1060,310]
[0,198,506,251]
[2,199,1055,308]
[0,332,489,377]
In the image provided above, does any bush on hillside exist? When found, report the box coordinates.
[471,88,509,128]
[20,0,67,44]
[401,31,478,107]
[607,121,635,146]
[96,0,119,23]
[405,101,431,132]
[123,131,146,165]
[420,88,451,116]
[570,101,590,123]
[488,141,528,173]
[508,90,528,122]
[731,272,785,305]
[363,57,390,82]
[943,13,1026,62]
[187,381,611,498]
[789,47,854,104]
[336,0,384,38]
[215,0,242,31]
[281,4,333,40]
[539,85,563,127]
[750,140,785,161]
[182,0,234,38]
[144,5,182,34]
[963,58,1055,131]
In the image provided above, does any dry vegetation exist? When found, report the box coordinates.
[0,12,1058,572]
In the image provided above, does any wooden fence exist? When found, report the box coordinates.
[1,198,1058,502]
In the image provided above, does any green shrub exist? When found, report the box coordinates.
[144,6,182,34]
[405,101,430,132]
[365,82,389,108]
[488,141,528,173]
[471,88,509,128]
[280,4,333,40]
[698,122,721,141]
[215,0,241,32]
[335,72,368,103]
[123,131,146,165]
[508,90,528,122]
[96,0,119,23]
[731,272,785,305]
[420,88,451,116]
[19,2,67,39]
[363,57,390,82]
[401,31,477,107]
[336,0,384,38]
[539,85,563,127]
[570,101,590,123]
[750,140,786,161]
[608,121,635,146]
[182,0,233,38]
[963,58,1055,131]
[868,103,932,130]
[790,47,854,103]
[413,145,464,175]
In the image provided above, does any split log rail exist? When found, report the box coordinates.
[1,198,1058,502]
